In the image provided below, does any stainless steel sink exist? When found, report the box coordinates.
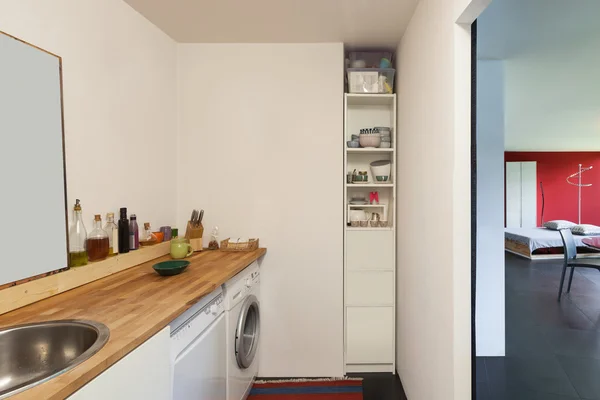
[0,320,110,398]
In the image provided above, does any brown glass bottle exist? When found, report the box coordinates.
[87,214,110,262]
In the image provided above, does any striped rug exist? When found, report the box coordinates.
[248,378,363,399]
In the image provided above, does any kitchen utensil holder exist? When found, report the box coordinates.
[220,238,259,252]
[185,221,204,252]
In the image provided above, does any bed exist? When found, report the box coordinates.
[505,227,600,260]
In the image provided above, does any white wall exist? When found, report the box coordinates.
[476,60,505,356]
[395,0,480,398]
[0,0,178,231]
[478,0,600,151]
[177,43,344,377]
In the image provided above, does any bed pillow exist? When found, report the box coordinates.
[543,220,576,230]
[571,224,600,236]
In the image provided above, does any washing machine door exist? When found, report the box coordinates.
[235,294,260,369]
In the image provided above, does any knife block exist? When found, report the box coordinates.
[185,221,204,252]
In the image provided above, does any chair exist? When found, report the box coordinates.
[558,228,600,301]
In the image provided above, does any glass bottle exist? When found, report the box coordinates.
[208,226,220,250]
[87,215,109,262]
[104,213,119,256]
[129,214,139,250]
[118,207,130,254]
[69,199,88,267]
[140,222,158,245]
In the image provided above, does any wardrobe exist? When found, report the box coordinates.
[505,161,537,228]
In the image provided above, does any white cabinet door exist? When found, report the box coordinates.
[69,327,171,400]
[346,271,394,306]
[521,162,537,228]
[173,314,225,400]
[346,307,394,364]
[506,161,537,228]
[505,162,522,228]
[346,231,394,271]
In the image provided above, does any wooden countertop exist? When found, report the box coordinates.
[0,248,267,399]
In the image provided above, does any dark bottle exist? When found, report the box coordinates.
[118,207,130,254]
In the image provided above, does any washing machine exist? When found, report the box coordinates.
[223,261,260,400]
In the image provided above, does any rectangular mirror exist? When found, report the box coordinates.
[0,31,68,286]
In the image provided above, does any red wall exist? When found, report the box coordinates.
[505,152,600,226]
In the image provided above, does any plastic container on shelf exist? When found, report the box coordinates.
[348,51,394,68]
[347,68,395,94]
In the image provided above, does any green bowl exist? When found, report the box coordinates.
[376,175,389,182]
[152,260,190,276]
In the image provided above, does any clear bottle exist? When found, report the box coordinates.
[208,226,220,250]
[104,213,119,256]
[87,215,110,262]
[129,214,139,250]
[69,199,88,267]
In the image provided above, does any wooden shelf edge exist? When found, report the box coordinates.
[346,148,394,153]
[346,184,394,188]
[347,204,387,208]
[346,267,395,271]
[346,227,394,231]
[0,241,171,315]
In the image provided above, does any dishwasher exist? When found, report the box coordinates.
[170,286,226,400]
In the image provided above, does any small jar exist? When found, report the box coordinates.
[140,223,158,246]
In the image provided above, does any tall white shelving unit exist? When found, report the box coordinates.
[344,93,397,373]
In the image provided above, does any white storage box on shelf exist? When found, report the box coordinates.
[347,68,395,94]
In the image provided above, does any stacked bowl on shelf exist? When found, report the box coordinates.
[370,160,391,182]
[376,127,392,148]
[346,127,392,149]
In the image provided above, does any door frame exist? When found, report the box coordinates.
[470,18,478,400]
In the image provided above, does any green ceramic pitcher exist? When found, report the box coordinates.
[170,237,193,259]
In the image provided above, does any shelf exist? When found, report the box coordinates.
[346,227,394,231]
[347,204,386,207]
[346,183,394,188]
[346,93,395,106]
[346,268,395,272]
[347,148,394,153]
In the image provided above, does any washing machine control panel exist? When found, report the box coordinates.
[250,270,260,284]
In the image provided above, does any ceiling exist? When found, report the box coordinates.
[123,0,419,46]
[478,0,600,60]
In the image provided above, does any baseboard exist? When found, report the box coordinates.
[345,364,395,373]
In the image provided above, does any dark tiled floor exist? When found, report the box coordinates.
[477,253,600,400]
[356,373,407,400]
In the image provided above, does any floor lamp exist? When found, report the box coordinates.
[566,164,593,224]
